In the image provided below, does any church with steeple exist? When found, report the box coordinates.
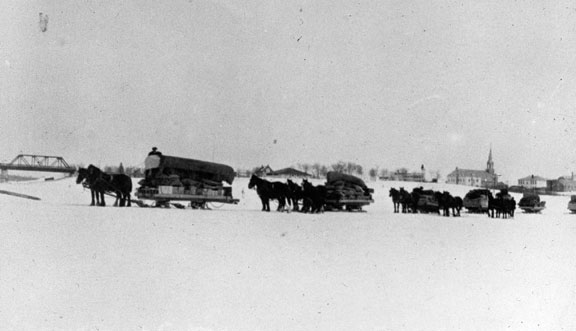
[446,148,499,187]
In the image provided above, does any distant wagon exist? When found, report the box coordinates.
[568,196,576,213]
[135,153,239,208]
[324,172,374,211]
[518,192,546,213]
[463,189,492,213]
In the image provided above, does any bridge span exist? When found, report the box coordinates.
[0,154,76,179]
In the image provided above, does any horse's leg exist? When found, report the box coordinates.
[126,193,131,207]
[90,189,96,206]
[259,197,266,211]
[292,198,299,212]
[100,191,106,206]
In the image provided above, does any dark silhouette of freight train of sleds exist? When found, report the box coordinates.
[77,149,375,211]
[76,150,239,209]
[389,187,463,217]
[248,171,375,213]
[463,188,517,218]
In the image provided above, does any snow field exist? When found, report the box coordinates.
[1,177,576,330]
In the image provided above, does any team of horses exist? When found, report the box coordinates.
[486,190,516,218]
[76,164,132,207]
[248,174,327,213]
[389,187,516,218]
[389,187,463,217]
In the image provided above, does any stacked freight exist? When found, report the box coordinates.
[324,172,374,211]
[135,153,238,208]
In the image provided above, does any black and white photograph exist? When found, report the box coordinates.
[1,1,576,330]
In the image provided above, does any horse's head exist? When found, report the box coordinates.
[389,188,397,196]
[248,174,258,189]
[76,168,88,184]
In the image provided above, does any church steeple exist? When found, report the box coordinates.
[486,146,495,174]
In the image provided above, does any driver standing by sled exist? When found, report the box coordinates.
[148,147,162,156]
[145,147,162,178]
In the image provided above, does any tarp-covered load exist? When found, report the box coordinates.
[145,155,235,185]
[464,189,492,200]
[326,171,368,189]
[324,171,374,210]
[463,189,492,212]
[518,193,546,213]
[136,153,239,208]
[519,193,541,207]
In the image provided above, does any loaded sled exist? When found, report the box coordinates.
[463,189,492,213]
[518,193,546,213]
[135,153,239,209]
[323,172,374,211]
[567,195,576,213]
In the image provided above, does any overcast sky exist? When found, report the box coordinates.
[2,0,576,183]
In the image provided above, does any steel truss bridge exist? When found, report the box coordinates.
[0,154,76,175]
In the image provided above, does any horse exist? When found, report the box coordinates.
[84,165,132,207]
[487,190,515,219]
[287,179,304,212]
[301,179,326,213]
[248,174,290,212]
[399,188,412,213]
[389,188,402,213]
[76,167,103,206]
[436,191,462,217]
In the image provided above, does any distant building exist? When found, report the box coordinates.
[270,167,311,178]
[390,168,425,182]
[253,165,274,176]
[446,148,498,187]
[547,175,576,192]
[518,175,548,189]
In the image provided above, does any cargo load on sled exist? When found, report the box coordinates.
[463,189,492,212]
[135,153,239,208]
[518,193,545,213]
[568,195,576,213]
[323,172,374,211]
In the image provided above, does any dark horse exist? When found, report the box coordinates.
[248,174,290,212]
[436,191,463,217]
[76,167,103,206]
[286,179,304,212]
[389,188,401,213]
[301,179,326,213]
[76,165,132,207]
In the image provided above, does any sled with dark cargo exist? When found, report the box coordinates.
[463,189,492,213]
[568,196,576,213]
[518,193,546,213]
[323,172,374,211]
[135,154,239,209]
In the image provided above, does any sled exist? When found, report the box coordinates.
[135,187,239,209]
[463,189,491,212]
[568,196,576,213]
[518,193,545,213]
[136,153,239,209]
[324,197,374,212]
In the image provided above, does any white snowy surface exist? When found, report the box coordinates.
[1,177,576,331]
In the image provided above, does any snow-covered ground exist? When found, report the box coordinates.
[1,177,576,331]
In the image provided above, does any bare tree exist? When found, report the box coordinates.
[311,163,322,178]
